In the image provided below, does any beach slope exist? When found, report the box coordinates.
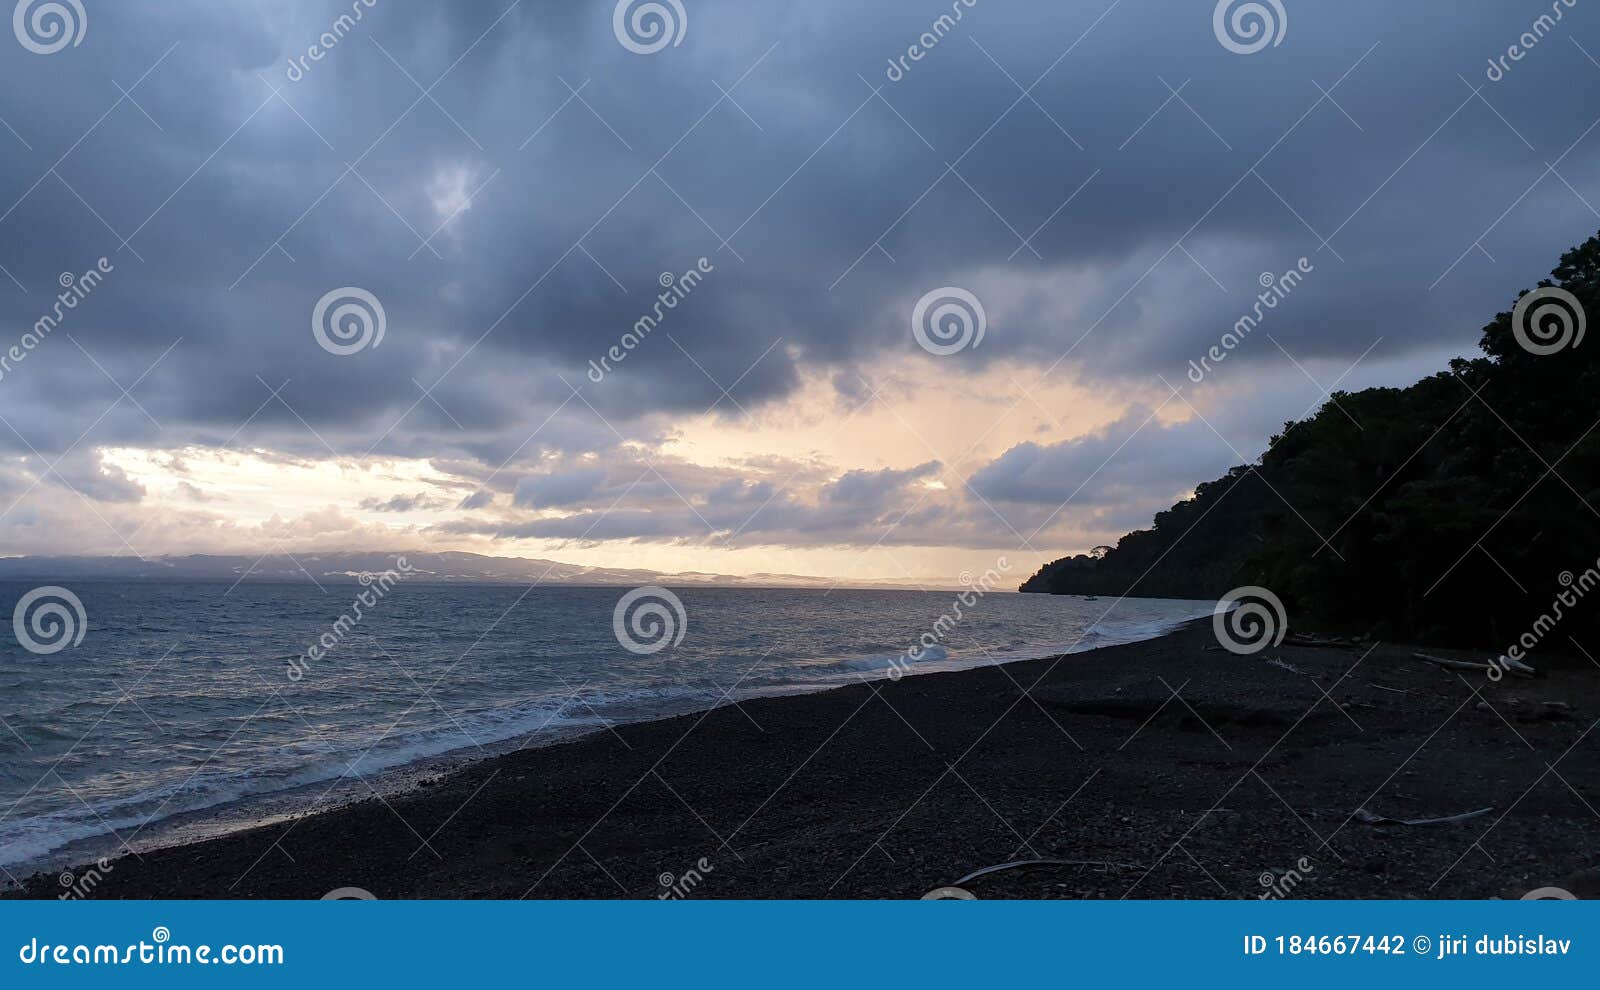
[11,622,1597,900]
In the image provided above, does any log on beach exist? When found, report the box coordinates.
[1411,651,1536,679]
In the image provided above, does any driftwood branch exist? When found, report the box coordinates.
[1266,657,1314,677]
[1411,651,1535,679]
[953,858,1143,886]
[1285,634,1367,649]
[1498,654,1538,677]
[1367,682,1415,696]
[1354,806,1493,827]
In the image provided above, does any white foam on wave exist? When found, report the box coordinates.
[0,676,761,871]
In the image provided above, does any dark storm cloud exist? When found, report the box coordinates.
[824,462,940,508]
[970,409,1219,508]
[514,465,607,508]
[0,0,1596,535]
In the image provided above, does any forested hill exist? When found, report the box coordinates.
[1021,231,1600,648]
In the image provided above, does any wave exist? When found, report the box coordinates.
[0,598,1213,871]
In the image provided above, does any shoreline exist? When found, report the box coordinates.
[0,600,1212,877]
[9,620,1598,899]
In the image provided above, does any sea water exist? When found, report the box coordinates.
[0,581,1213,875]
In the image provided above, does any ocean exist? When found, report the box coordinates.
[0,580,1214,875]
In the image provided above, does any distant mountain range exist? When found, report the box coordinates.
[0,551,937,590]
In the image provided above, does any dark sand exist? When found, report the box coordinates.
[10,621,1599,899]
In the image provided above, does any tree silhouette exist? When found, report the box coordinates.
[1022,230,1600,650]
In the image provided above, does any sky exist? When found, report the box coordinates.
[0,0,1597,584]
